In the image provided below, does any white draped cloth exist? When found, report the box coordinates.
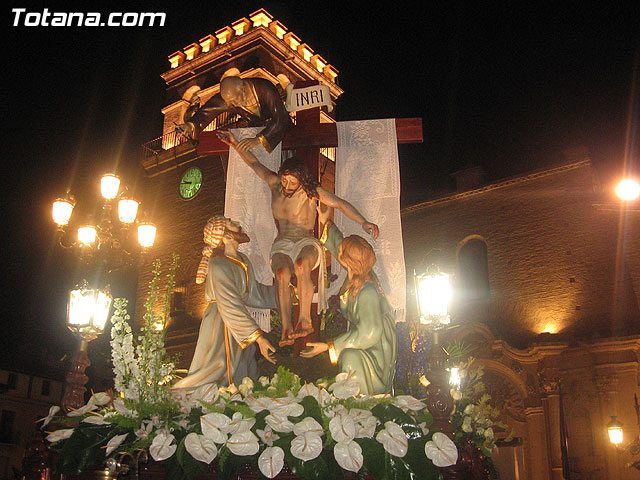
[331,119,406,322]
[225,127,279,331]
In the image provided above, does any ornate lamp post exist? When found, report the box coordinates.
[61,281,113,412]
[53,173,157,411]
[607,395,640,470]
[414,265,454,434]
[52,173,157,270]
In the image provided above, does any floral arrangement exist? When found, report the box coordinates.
[43,259,503,480]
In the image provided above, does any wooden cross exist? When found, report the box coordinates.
[196,81,423,354]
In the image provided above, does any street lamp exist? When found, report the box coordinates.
[607,395,640,470]
[616,178,640,201]
[61,281,113,412]
[414,265,455,435]
[52,173,156,270]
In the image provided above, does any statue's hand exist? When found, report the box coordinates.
[256,335,276,364]
[216,129,236,146]
[236,136,261,152]
[300,342,329,358]
[362,222,379,240]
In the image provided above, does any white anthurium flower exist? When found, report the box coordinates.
[256,426,280,446]
[425,432,458,468]
[45,428,74,443]
[89,392,111,406]
[149,431,177,461]
[227,431,259,456]
[376,421,409,458]
[265,414,295,433]
[112,398,135,418]
[269,398,304,418]
[184,432,218,464]
[419,422,430,436]
[82,414,108,425]
[355,415,378,439]
[66,402,98,417]
[39,406,61,429]
[393,395,427,412]
[334,441,363,473]
[227,412,255,435]
[293,417,324,437]
[297,382,332,406]
[329,414,356,443]
[290,431,323,461]
[200,413,229,444]
[324,404,348,419]
[105,433,129,456]
[258,446,285,479]
[247,396,274,413]
[329,372,360,399]
[190,383,219,408]
[348,408,373,422]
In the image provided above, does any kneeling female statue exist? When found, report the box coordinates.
[301,217,397,395]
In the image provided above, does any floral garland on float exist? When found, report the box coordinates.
[43,259,505,480]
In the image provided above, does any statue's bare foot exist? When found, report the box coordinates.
[279,334,295,347]
[290,322,314,339]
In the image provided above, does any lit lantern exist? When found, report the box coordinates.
[138,223,157,248]
[77,225,98,245]
[607,416,624,445]
[100,174,121,200]
[67,282,113,341]
[118,198,139,224]
[616,178,640,201]
[52,198,75,226]
[449,367,461,388]
[414,266,452,328]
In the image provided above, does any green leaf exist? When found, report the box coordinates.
[57,424,116,475]
[299,395,323,425]
[322,449,345,480]
[371,404,423,439]
[217,446,249,480]
[356,438,385,479]
[283,450,328,480]
[404,438,439,480]
[176,437,207,480]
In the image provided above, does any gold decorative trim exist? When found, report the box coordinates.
[223,324,233,386]
[327,339,338,365]
[257,133,272,153]
[239,329,264,349]
[224,255,249,294]
[319,219,333,245]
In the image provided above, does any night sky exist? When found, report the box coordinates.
[3,1,639,373]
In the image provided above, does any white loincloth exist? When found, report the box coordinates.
[270,236,327,314]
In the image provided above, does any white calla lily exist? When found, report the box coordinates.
[184,433,218,463]
[329,372,360,399]
[393,395,427,411]
[290,431,323,461]
[45,428,74,443]
[200,413,230,443]
[425,432,458,467]
[376,421,408,457]
[227,431,259,456]
[149,431,177,461]
[293,417,324,437]
[258,446,285,478]
[329,414,356,443]
[105,433,129,456]
[334,441,363,473]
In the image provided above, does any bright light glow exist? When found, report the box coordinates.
[449,367,461,388]
[607,416,624,445]
[67,285,112,338]
[300,46,313,62]
[77,225,97,245]
[251,11,272,28]
[100,174,120,200]
[184,46,197,60]
[200,36,215,53]
[415,270,452,326]
[118,198,139,224]
[616,178,640,201]
[169,55,181,68]
[138,223,157,248]
[52,198,74,226]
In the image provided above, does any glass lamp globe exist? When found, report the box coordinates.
[52,198,75,226]
[616,178,640,201]
[118,198,139,224]
[607,416,624,445]
[67,283,113,341]
[138,223,157,248]
[77,225,98,245]
[100,174,121,200]
[414,267,452,328]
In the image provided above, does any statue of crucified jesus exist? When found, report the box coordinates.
[217,130,379,347]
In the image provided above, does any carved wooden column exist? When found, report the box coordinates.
[539,368,563,480]
[61,339,91,412]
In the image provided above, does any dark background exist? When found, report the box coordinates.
[2,1,639,375]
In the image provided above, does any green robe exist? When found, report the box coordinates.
[321,223,397,395]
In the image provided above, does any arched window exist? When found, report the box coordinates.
[457,237,490,302]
